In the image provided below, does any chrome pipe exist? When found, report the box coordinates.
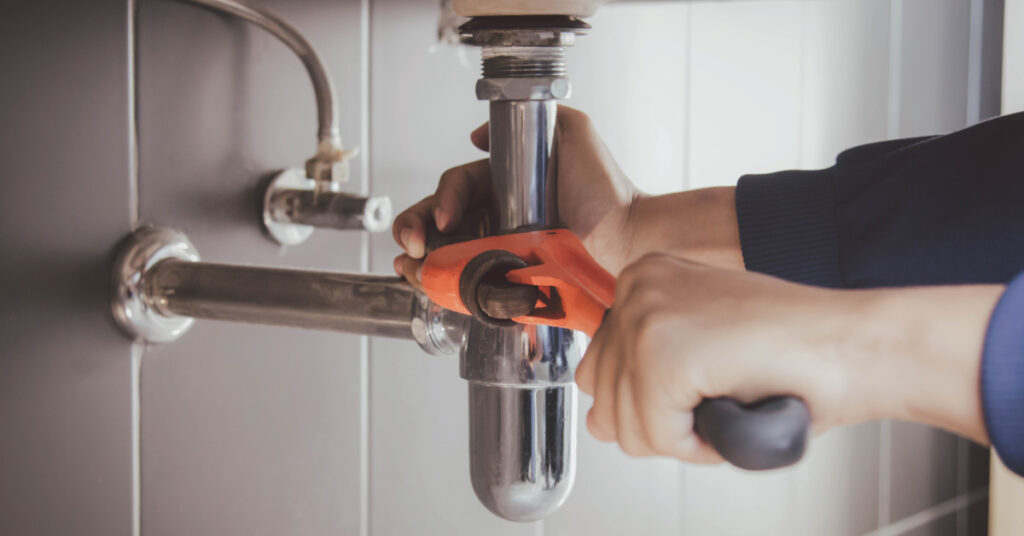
[110,227,467,352]
[460,18,589,522]
[262,169,392,246]
[487,100,559,230]
[267,188,391,232]
[147,260,417,339]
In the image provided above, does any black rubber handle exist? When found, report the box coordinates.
[692,396,810,471]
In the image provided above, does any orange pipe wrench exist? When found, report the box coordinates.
[421,228,810,471]
[422,228,613,336]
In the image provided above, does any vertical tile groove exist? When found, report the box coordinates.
[131,342,143,536]
[360,1,372,535]
[678,8,692,532]
[966,0,986,124]
[127,0,139,229]
[127,0,142,533]
[879,3,903,528]
[878,420,892,529]
[680,5,692,193]
[955,437,969,536]
[886,0,904,139]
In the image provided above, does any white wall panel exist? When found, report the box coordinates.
[800,0,893,168]
[687,1,804,189]
[567,3,690,195]
[1003,0,1024,112]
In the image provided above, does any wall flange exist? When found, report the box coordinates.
[110,227,200,343]
[262,169,317,246]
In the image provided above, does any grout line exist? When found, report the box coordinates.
[796,1,807,168]
[130,342,143,536]
[956,437,969,536]
[877,2,903,529]
[861,489,988,536]
[886,0,904,139]
[675,8,692,532]
[127,0,142,534]
[680,4,692,193]
[966,0,986,125]
[359,0,372,535]
[878,420,892,529]
[127,0,140,229]
[677,6,693,531]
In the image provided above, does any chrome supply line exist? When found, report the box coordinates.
[262,169,393,245]
[178,0,354,184]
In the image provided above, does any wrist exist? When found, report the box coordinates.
[837,286,1001,442]
[619,188,743,272]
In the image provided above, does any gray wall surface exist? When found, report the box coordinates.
[0,2,136,535]
[0,1,999,535]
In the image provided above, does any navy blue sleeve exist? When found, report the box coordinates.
[734,111,1024,477]
[982,273,1024,477]
[736,111,1024,288]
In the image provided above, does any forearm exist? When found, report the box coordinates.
[839,285,1003,443]
[621,187,744,271]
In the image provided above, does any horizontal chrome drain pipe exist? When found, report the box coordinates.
[111,226,465,353]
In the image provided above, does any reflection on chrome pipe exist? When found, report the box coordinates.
[110,227,466,353]
[487,100,558,230]
[468,383,577,521]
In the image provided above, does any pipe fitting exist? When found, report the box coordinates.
[263,168,393,246]
[475,77,571,101]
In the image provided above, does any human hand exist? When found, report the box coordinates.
[391,106,640,288]
[575,253,999,462]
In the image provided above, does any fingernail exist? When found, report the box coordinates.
[434,207,449,231]
[415,265,423,281]
[399,228,412,249]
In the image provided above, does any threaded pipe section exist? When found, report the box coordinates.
[481,46,566,78]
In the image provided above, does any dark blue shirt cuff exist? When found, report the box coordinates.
[982,271,1024,477]
[735,169,844,288]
